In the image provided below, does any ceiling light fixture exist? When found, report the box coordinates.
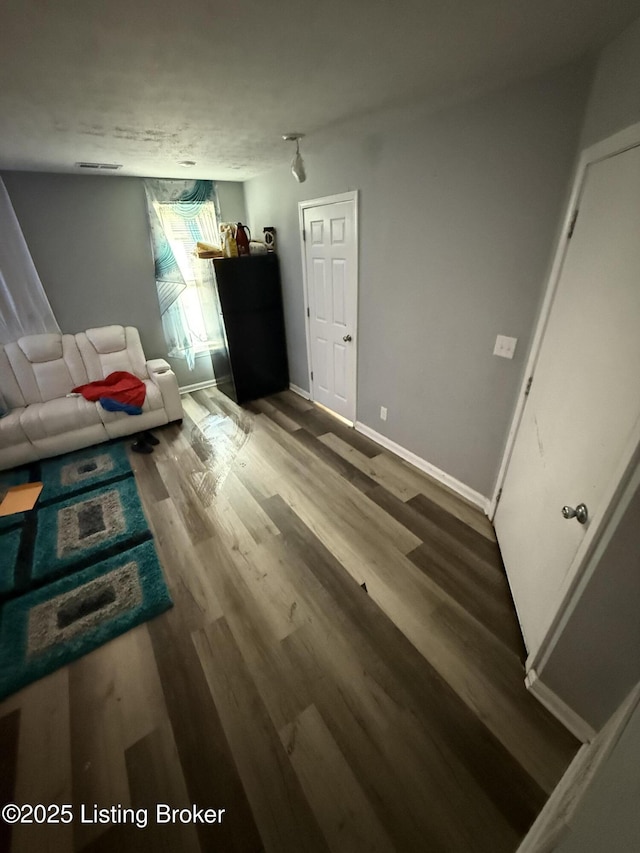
[178,160,196,167]
[282,133,306,183]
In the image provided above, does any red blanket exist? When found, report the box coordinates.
[73,371,146,408]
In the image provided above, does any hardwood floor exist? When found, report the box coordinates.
[0,388,579,852]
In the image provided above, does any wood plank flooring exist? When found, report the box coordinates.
[0,388,579,852]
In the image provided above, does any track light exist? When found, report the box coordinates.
[283,133,306,183]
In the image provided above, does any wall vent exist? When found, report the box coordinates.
[75,162,123,170]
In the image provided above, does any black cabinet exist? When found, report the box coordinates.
[212,255,289,405]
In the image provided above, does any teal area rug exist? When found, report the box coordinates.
[0,529,21,594]
[34,476,150,582]
[39,441,132,505]
[0,440,172,701]
[0,540,171,701]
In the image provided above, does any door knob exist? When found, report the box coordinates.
[561,503,588,524]
[343,334,352,342]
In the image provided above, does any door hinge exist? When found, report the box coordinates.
[495,487,503,507]
[567,209,579,239]
[306,306,310,318]
[524,376,533,397]
[302,228,306,242]
[310,370,313,381]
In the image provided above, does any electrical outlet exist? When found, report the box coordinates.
[493,334,518,359]
[380,406,388,421]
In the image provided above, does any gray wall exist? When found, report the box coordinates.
[217,181,247,225]
[580,15,640,148]
[3,172,165,358]
[2,173,246,363]
[244,61,592,497]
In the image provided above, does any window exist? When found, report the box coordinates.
[154,200,223,359]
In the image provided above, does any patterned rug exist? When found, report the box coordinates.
[39,441,132,505]
[0,441,172,701]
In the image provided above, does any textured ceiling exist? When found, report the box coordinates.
[0,0,639,181]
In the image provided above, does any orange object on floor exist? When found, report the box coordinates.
[0,482,43,516]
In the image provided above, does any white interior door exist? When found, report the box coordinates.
[302,196,358,422]
[494,143,640,659]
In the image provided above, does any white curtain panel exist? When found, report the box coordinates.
[0,177,60,344]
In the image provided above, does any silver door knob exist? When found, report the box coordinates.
[562,503,588,524]
[343,334,352,342]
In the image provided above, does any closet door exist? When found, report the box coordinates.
[494,143,640,659]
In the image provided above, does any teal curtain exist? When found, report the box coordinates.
[144,179,221,371]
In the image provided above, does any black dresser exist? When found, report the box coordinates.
[211,255,289,405]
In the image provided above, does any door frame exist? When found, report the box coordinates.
[298,191,359,424]
[491,120,640,674]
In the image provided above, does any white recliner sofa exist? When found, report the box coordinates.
[0,325,183,471]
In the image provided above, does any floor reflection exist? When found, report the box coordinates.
[181,389,253,503]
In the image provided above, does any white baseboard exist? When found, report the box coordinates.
[179,379,218,394]
[289,383,311,400]
[525,668,596,743]
[354,421,489,513]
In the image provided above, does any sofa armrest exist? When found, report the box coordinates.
[146,358,172,375]
[146,360,183,422]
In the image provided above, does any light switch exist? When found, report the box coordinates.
[494,335,518,359]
